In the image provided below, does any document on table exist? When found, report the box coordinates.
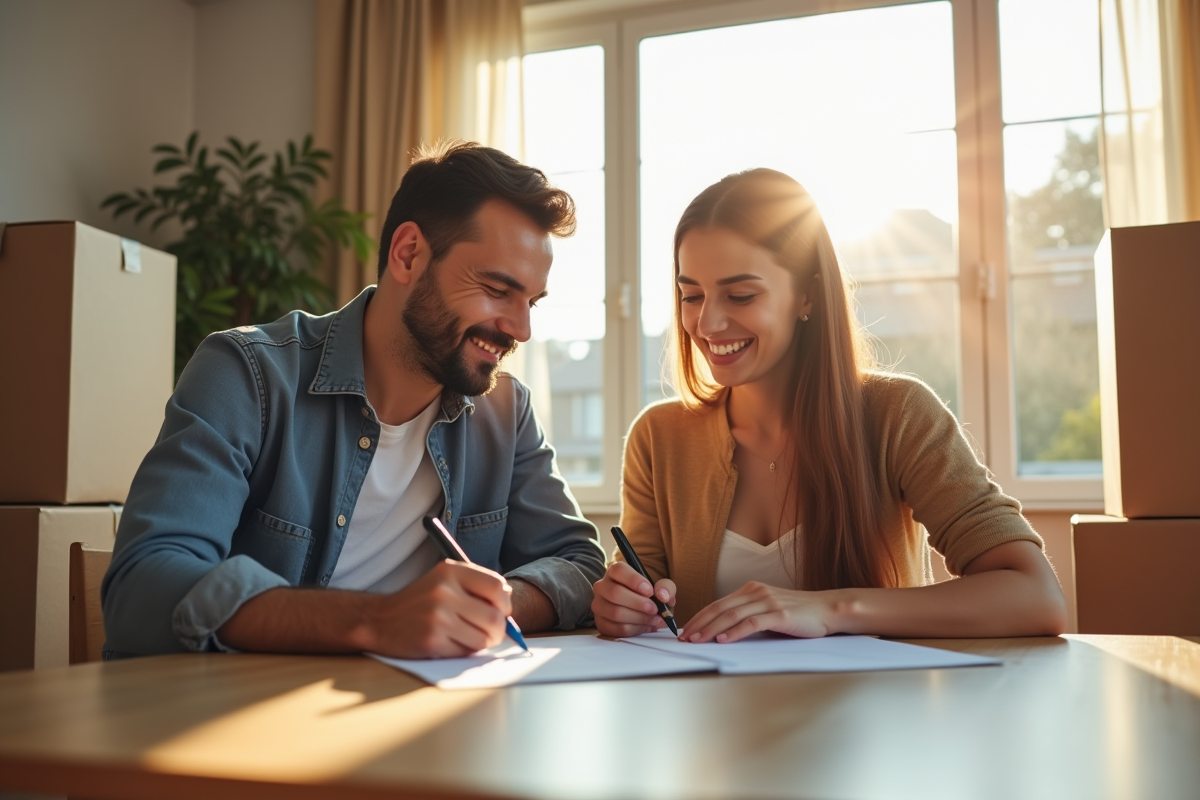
[371,631,999,689]
[370,634,713,690]
[619,630,1001,674]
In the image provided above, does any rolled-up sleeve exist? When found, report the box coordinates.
[885,378,1044,577]
[499,381,605,630]
[101,333,277,655]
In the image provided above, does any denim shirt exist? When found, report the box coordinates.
[101,287,604,656]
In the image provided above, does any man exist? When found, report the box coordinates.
[102,141,605,659]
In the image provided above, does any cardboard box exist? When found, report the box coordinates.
[0,505,121,671]
[1094,222,1200,518]
[0,221,176,504]
[1073,514,1200,635]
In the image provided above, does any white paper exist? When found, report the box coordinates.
[619,630,1001,674]
[370,634,713,690]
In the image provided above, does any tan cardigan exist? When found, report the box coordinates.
[618,372,1044,624]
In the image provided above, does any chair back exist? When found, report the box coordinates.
[69,543,112,664]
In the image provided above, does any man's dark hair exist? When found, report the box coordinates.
[377,140,576,279]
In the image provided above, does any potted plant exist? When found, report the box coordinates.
[103,133,372,380]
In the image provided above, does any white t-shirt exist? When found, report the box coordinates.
[328,397,444,594]
[713,528,799,599]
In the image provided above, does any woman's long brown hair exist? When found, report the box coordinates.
[670,169,898,590]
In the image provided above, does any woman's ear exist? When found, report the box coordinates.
[384,221,428,286]
[797,273,818,321]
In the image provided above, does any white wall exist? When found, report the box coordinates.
[0,0,196,246]
[0,0,316,249]
[194,0,315,156]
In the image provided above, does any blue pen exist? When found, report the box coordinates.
[422,515,530,653]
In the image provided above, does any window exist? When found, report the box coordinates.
[522,42,610,498]
[1000,0,1104,478]
[524,0,1106,512]
[638,3,961,411]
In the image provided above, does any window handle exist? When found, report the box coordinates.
[618,282,632,319]
[977,262,997,301]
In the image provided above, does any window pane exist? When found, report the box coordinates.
[999,0,1101,124]
[547,342,605,483]
[523,47,605,485]
[858,279,961,417]
[1010,272,1102,476]
[524,46,604,172]
[1004,119,1104,476]
[638,3,959,408]
[837,131,959,282]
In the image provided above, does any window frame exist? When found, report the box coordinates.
[974,0,1104,509]
[524,0,1105,514]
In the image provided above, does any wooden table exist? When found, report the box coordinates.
[1,634,1198,800]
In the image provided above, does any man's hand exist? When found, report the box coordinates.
[218,560,513,659]
[362,560,513,658]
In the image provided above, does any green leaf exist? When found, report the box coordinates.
[154,157,187,174]
[110,200,141,218]
[103,130,368,365]
[150,210,177,231]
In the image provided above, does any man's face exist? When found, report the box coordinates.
[400,200,552,396]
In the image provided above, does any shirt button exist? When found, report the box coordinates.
[360,407,369,418]
[336,514,347,527]
[358,436,371,449]
[445,510,453,521]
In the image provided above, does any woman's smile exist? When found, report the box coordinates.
[705,337,755,365]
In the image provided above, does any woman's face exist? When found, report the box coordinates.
[677,226,813,388]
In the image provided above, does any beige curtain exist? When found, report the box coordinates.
[314,0,525,305]
[1099,0,1200,226]
[1175,1,1200,219]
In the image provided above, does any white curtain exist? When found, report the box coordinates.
[1099,0,1200,226]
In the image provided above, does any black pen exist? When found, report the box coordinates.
[423,515,530,653]
[610,526,678,636]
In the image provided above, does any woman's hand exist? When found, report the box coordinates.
[592,562,677,638]
[681,582,835,643]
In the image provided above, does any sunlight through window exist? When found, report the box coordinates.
[523,45,606,485]
[638,2,961,411]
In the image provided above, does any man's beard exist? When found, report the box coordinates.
[400,264,517,396]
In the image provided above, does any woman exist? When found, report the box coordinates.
[593,169,1066,642]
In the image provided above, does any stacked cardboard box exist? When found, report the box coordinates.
[0,221,175,669]
[1073,221,1200,635]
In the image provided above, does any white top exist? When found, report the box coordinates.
[329,398,444,594]
[713,528,799,599]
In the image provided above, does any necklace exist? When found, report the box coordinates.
[740,441,786,472]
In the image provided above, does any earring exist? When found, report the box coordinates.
[801,314,810,322]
